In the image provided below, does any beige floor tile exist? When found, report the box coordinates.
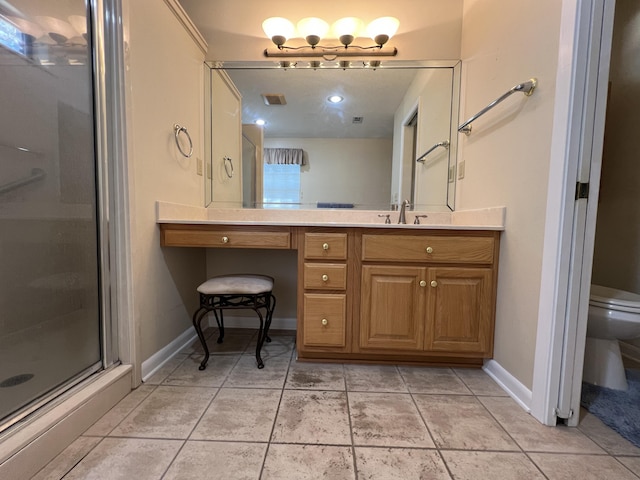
[163,354,238,387]
[398,366,471,394]
[349,392,435,448]
[143,354,188,385]
[261,444,355,479]
[190,388,281,442]
[31,436,103,480]
[62,437,182,480]
[344,365,407,392]
[440,451,545,480]
[578,409,640,456]
[201,333,255,355]
[84,385,156,436]
[245,333,296,360]
[414,394,518,451]
[224,355,290,388]
[110,386,215,439]
[355,447,451,480]
[163,441,266,480]
[285,362,345,390]
[617,456,640,475]
[480,397,605,453]
[529,453,640,480]
[271,390,351,444]
[453,367,508,396]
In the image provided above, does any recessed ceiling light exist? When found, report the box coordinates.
[328,95,344,104]
[255,119,266,126]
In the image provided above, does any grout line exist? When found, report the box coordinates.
[343,363,358,480]
[258,348,293,479]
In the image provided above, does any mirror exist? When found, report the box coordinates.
[205,60,460,211]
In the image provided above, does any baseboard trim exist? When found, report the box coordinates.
[208,315,297,332]
[483,359,532,412]
[0,365,132,480]
[620,341,640,364]
[141,327,196,382]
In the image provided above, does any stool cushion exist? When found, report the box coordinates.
[197,274,274,295]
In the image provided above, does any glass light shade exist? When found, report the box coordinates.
[366,16,400,45]
[332,17,363,39]
[297,17,329,45]
[262,17,295,44]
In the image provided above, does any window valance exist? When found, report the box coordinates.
[264,148,304,165]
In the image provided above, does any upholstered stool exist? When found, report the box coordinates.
[192,274,276,370]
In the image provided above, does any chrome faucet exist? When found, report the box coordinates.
[398,199,411,224]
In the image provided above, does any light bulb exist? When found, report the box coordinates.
[262,17,295,46]
[332,17,363,46]
[366,16,399,46]
[297,17,329,46]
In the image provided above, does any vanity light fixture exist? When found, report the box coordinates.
[262,16,399,60]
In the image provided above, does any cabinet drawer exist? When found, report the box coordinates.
[303,263,347,290]
[304,233,347,260]
[162,227,290,249]
[303,294,346,347]
[362,234,494,264]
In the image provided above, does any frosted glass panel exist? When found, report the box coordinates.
[0,0,101,424]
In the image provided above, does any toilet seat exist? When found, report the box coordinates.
[590,284,640,314]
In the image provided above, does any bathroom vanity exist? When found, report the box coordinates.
[158,202,503,367]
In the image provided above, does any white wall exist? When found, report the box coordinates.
[125,0,207,366]
[264,137,392,209]
[591,0,640,349]
[458,0,563,389]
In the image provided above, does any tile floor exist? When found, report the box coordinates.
[32,329,640,479]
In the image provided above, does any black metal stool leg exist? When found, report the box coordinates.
[213,308,224,344]
[192,307,211,371]
[264,292,276,343]
[254,308,266,369]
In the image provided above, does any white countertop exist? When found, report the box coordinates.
[156,202,506,231]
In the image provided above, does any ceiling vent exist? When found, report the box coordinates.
[352,116,364,124]
[262,93,287,106]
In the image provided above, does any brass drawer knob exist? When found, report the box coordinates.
[419,280,427,287]
[431,280,438,288]
[321,318,328,326]
[322,274,329,282]
[222,236,229,244]
[425,246,433,254]
[322,243,329,250]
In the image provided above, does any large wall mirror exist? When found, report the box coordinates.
[204,60,461,212]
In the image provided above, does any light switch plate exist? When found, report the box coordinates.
[196,158,203,176]
[457,160,465,180]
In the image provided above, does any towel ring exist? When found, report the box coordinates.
[223,156,234,178]
[174,124,193,158]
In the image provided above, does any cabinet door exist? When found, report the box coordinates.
[360,265,426,351]
[425,267,494,355]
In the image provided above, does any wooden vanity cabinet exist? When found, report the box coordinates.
[357,230,499,360]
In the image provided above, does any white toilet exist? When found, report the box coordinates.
[583,284,640,390]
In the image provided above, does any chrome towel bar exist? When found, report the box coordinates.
[458,78,537,135]
[416,140,450,163]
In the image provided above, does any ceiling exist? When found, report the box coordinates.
[221,64,420,138]
[181,0,463,139]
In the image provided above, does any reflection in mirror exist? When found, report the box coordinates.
[205,60,460,211]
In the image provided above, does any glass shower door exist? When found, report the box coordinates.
[0,0,102,427]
